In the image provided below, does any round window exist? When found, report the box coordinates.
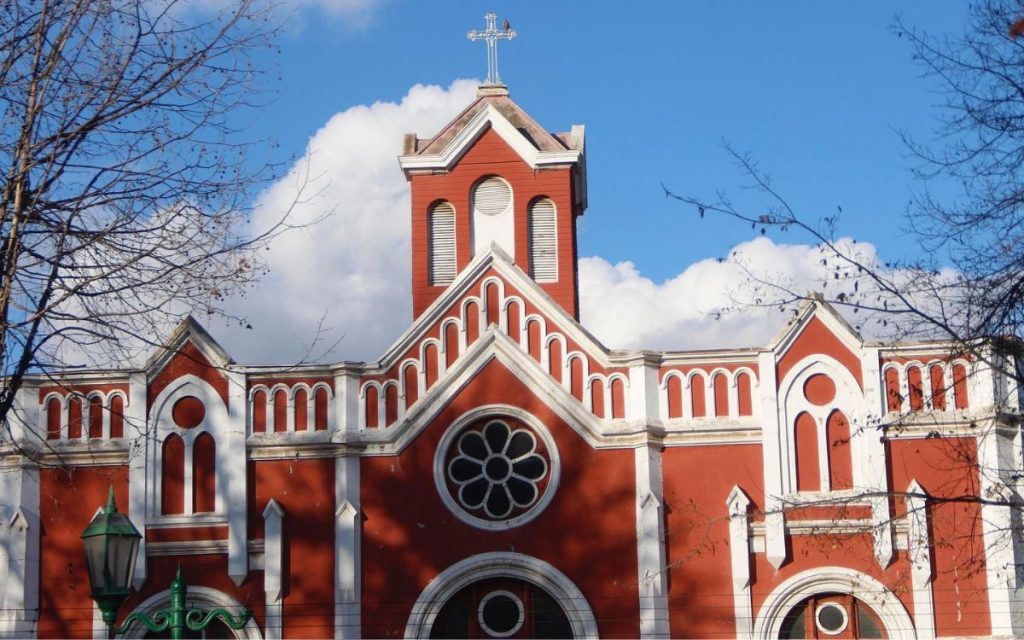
[477,590,524,638]
[436,412,559,530]
[473,177,512,216]
[815,602,849,635]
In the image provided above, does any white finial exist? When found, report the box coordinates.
[467,12,516,86]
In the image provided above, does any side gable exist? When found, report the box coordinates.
[146,317,232,408]
[771,299,864,389]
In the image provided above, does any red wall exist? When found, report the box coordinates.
[360,359,639,638]
[409,127,580,318]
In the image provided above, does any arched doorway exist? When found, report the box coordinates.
[779,592,885,639]
[405,552,598,639]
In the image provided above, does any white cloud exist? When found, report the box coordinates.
[214,81,911,365]
[216,79,478,363]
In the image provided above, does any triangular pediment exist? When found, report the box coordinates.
[770,295,865,387]
[399,99,583,173]
[372,246,611,374]
[145,316,233,375]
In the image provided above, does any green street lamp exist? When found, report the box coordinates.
[81,487,252,639]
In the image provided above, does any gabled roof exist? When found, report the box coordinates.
[372,244,610,373]
[767,293,864,358]
[398,88,584,173]
[145,315,234,377]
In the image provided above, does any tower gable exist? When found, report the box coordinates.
[401,88,586,319]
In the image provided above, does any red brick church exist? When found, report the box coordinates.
[1,71,1022,639]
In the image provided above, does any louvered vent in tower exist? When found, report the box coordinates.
[529,198,557,282]
[472,177,513,217]
[429,201,456,285]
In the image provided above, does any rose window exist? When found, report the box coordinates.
[443,417,553,524]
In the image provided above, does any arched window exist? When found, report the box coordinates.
[109,394,125,439]
[273,389,288,432]
[610,378,626,419]
[690,374,707,418]
[193,432,216,514]
[314,387,329,431]
[364,386,379,429]
[712,373,728,417]
[826,410,853,491]
[294,388,309,431]
[736,372,753,417]
[161,434,185,515]
[794,412,820,492]
[528,198,557,282]
[907,366,924,411]
[780,593,884,639]
[471,176,514,256]
[884,368,902,412]
[88,396,103,438]
[666,375,683,419]
[46,397,62,440]
[428,201,456,285]
[68,396,83,439]
[252,389,267,433]
[929,364,946,410]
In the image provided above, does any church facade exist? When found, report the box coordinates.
[0,82,1022,639]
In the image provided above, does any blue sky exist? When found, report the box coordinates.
[253,2,966,278]
[212,2,975,363]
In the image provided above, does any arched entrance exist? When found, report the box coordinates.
[404,552,598,639]
[752,568,916,640]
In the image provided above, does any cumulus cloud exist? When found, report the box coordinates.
[214,80,915,364]
[217,79,478,363]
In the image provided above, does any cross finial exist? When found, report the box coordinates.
[467,12,516,87]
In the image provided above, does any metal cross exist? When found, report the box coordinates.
[467,12,516,86]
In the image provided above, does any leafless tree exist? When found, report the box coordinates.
[0,0,296,438]
[669,0,1024,383]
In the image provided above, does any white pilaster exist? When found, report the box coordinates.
[626,357,659,422]
[634,444,669,638]
[335,455,361,640]
[860,347,893,568]
[726,486,753,639]
[335,371,360,440]
[756,351,787,568]
[127,372,149,588]
[905,480,934,640]
[977,425,1024,636]
[0,466,39,639]
[226,370,248,585]
[263,499,284,640]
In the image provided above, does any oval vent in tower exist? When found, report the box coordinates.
[473,177,512,217]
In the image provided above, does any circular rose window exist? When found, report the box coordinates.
[436,413,558,530]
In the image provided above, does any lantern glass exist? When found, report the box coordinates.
[81,488,141,598]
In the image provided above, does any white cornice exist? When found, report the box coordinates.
[398,104,581,172]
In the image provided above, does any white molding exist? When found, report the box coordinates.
[634,444,669,638]
[0,467,40,639]
[433,406,561,530]
[128,372,148,588]
[403,552,598,640]
[226,370,249,585]
[726,486,753,639]
[335,456,361,640]
[751,567,915,640]
[263,499,284,640]
[905,480,934,640]
[397,104,582,172]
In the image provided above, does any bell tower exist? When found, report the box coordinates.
[399,19,587,319]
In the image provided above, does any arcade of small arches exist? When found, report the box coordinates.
[358,277,632,430]
[42,388,128,441]
[248,382,333,434]
[882,359,971,414]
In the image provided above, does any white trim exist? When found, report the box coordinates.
[814,602,848,635]
[634,444,669,638]
[398,104,582,172]
[118,586,262,639]
[433,406,560,530]
[905,480,934,640]
[403,552,598,639]
[726,486,753,639]
[262,499,284,640]
[335,456,361,640]
[751,567,915,640]
[128,372,148,589]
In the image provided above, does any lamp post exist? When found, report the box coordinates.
[81,487,252,639]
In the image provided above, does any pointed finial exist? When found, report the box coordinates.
[104,486,117,514]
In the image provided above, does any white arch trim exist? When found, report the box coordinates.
[117,585,262,639]
[404,552,598,640]
[752,567,916,640]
